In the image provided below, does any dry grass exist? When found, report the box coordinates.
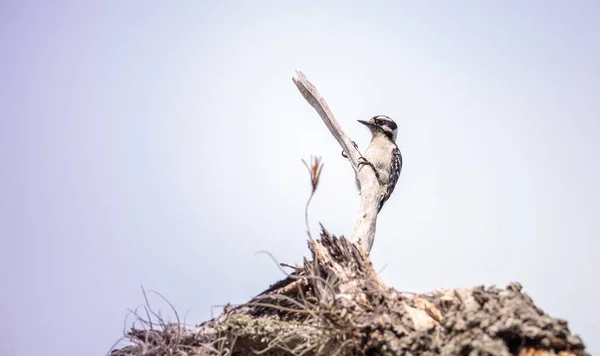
[109,259,370,355]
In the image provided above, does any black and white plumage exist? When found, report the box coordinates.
[356,115,403,212]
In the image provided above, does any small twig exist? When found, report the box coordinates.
[280,262,304,274]
[246,302,314,315]
[146,289,182,342]
[377,262,389,275]
[140,286,162,326]
[293,72,361,172]
[255,250,302,279]
[302,155,324,240]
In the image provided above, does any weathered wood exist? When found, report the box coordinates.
[292,71,381,252]
[111,228,587,356]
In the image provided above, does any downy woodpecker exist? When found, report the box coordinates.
[355,115,402,212]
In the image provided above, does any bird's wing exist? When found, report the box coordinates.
[378,146,402,212]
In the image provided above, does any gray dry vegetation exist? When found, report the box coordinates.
[110,230,587,355]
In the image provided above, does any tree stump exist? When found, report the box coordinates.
[110,227,587,356]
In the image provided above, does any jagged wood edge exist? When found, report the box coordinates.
[111,231,587,356]
[292,70,381,252]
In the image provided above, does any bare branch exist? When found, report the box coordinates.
[292,70,383,252]
[292,72,360,172]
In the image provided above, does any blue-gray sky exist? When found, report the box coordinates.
[1,1,599,355]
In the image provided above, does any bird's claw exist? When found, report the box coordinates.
[357,156,370,166]
[358,157,381,181]
[341,141,359,158]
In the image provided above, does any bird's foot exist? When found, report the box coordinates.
[358,157,381,181]
[341,141,359,158]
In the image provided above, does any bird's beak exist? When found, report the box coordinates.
[358,119,374,126]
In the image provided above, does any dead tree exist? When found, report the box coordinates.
[110,72,588,356]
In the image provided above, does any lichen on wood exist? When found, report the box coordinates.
[111,228,587,356]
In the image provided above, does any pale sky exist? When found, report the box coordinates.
[1,1,599,355]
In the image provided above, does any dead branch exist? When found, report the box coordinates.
[292,71,382,252]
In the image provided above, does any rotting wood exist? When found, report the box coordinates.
[110,228,588,356]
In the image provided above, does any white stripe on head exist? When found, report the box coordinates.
[372,115,398,141]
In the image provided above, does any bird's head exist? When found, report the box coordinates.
[358,115,398,141]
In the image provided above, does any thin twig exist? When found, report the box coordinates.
[302,155,324,241]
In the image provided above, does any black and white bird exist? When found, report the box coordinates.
[354,115,403,213]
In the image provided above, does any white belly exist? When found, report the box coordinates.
[355,136,394,190]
